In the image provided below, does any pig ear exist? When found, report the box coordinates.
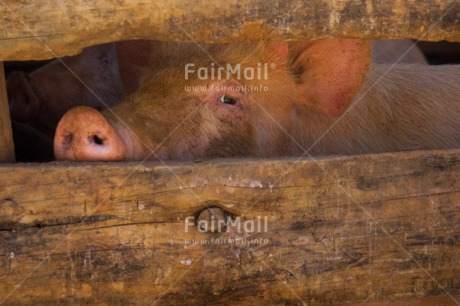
[115,40,153,96]
[291,39,371,117]
[266,42,289,68]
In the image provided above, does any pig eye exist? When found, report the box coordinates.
[220,94,237,105]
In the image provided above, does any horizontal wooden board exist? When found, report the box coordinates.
[346,295,460,306]
[0,149,460,304]
[0,0,459,61]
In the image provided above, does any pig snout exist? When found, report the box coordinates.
[7,71,40,122]
[54,106,127,161]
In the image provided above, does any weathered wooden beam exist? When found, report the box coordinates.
[0,0,459,61]
[346,295,460,306]
[0,63,15,163]
[0,149,459,304]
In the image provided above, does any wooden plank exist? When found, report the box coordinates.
[0,0,458,61]
[0,63,15,163]
[0,149,460,304]
[345,295,460,306]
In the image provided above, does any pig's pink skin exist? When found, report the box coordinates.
[54,106,127,161]
[108,119,149,161]
[54,106,149,161]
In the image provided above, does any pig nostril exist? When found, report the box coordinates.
[63,133,73,146]
[54,106,128,161]
[92,135,104,145]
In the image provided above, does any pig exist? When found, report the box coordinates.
[5,39,419,134]
[7,43,128,161]
[7,39,421,137]
[372,40,427,64]
[6,40,161,161]
[10,39,422,161]
[53,39,460,162]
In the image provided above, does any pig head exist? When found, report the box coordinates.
[54,39,371,161]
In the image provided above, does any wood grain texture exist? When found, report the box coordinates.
[0,149,459,304]
[0,0,458,61]
[0,63,15,163]
[346,295,460,306]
